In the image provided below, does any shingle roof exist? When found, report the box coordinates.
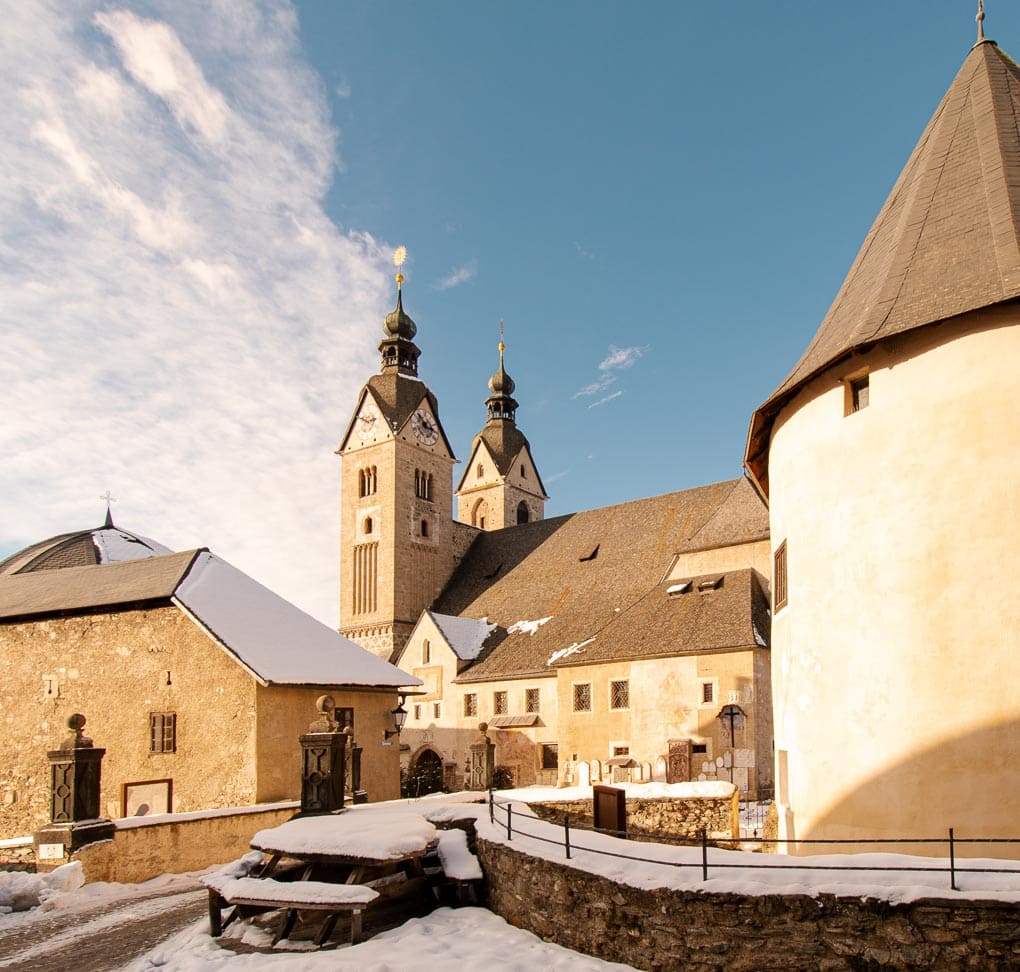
[336,373,456,458]
[0,548,417,689]
[747,40,1020,493]
[0,526,172,575]
[457,422,549,498]
[432,478,768,680]
[0,550,200,618]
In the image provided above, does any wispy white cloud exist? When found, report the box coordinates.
[0,1,393,626]
[544,470,570,484]
[434,261,477,290]
[335,79,351,99]
[573,241,594,260]
[572,344,647,405]
[588,390,624,409]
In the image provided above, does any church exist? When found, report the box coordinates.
[336,273,774,797]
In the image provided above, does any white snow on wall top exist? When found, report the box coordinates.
[431,612,496,661]
[92,529,171,563]
[174,552,419,687]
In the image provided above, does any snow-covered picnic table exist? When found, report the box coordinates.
[206,810,440,947]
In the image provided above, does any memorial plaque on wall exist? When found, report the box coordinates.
[666,739,692,784]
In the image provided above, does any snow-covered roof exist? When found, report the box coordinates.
[429,611,497,661]
[175,552,418,688]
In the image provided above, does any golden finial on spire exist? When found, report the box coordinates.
[392,245,407,291]
[498,319,506,359]
[977,0,986,42]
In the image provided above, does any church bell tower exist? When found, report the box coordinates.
[336,257,457,662]
[455,330,547,530]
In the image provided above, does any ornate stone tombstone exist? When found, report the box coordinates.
[34,714,114,867]
[666,738,693,784]
[467,723,495,790]
[299,696,350,815]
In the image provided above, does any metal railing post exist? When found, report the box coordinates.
[949,827,957,891]
[489,788,494,824]
[507,802,513,840]
[564,813,571,859]
[701,828,709,881]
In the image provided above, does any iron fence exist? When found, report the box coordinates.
[487,793,1020,892]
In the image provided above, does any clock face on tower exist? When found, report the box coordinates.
[411,407,439,445]
[357,405,379,442]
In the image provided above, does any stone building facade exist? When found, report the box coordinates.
[0,527,415,841]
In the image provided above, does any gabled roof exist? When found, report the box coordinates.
[432,479,768,680]
[747,40,1020,493]
[337,373,456,458]
[429,611,498,661]
[0,546,417,690]
[0,550,200,618]
[456,424,548,497]
[174,552,415,687]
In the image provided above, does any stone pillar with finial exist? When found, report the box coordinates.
[34,714,114,869]
[297,696,351,816]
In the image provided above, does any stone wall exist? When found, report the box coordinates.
[71,803,298,884]
[528,791,738,841]
[476,836,1020,970]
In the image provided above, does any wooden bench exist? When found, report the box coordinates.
[203,874,379,947]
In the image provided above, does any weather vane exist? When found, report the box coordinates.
[498,319,506,359]
[393,245,407,292]
[977,0,985,42]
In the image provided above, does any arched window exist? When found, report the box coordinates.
[517,501,529,524]
[359,466,377,497]
[363,517,373,534]
[471,497,489,528]
[415,469,433,501]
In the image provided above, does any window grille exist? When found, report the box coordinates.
[464,694,478,717]
[494,691,508,715]
[573,683,592,712]
[610,679,630,710]
[149,713,176,753]
[525,688,540,713]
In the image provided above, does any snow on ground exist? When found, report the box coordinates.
[128,906,632,971]
[0,861,83,913]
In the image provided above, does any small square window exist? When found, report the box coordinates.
[494,691,508,715]
[541,743,559,770]
[610,679,630,710]
[845,373,870,415]
[612,744,629,757]
[573,683,592,712]
[464,694,477,717]
[525,688,540,713]
[149,713,176,754]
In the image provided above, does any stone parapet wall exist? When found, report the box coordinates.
[528,792,738,841]
[72,803,298,884]
[476,837,1020,970]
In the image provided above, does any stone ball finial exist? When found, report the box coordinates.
[316,695,336,715]
[63,713,93,749]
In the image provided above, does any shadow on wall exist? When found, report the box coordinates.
[796,717,1020,858]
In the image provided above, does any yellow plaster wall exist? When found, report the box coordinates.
[73,803,296,884]
[0,606,257,840]
[767,311,1020,848]
[667,540,771,581]
[254,686,401,803]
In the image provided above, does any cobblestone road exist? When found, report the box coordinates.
[0,884,207,972]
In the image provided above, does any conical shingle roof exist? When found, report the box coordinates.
[747,40,1020,493]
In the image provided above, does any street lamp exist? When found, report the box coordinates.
[384,699,408,740]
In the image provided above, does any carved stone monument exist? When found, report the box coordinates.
[34,714,114,867]
[298,696,351,815]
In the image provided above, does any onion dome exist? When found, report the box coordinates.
[485,336,518,423]
[378,273,421,376]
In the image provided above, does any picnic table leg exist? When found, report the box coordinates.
[208,890,224,937]
[272,908,299,947]
[314,913,340,947]
[257,853,282,878]
[350,907,363,944]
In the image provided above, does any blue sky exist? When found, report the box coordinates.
[2,1,1016,624]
